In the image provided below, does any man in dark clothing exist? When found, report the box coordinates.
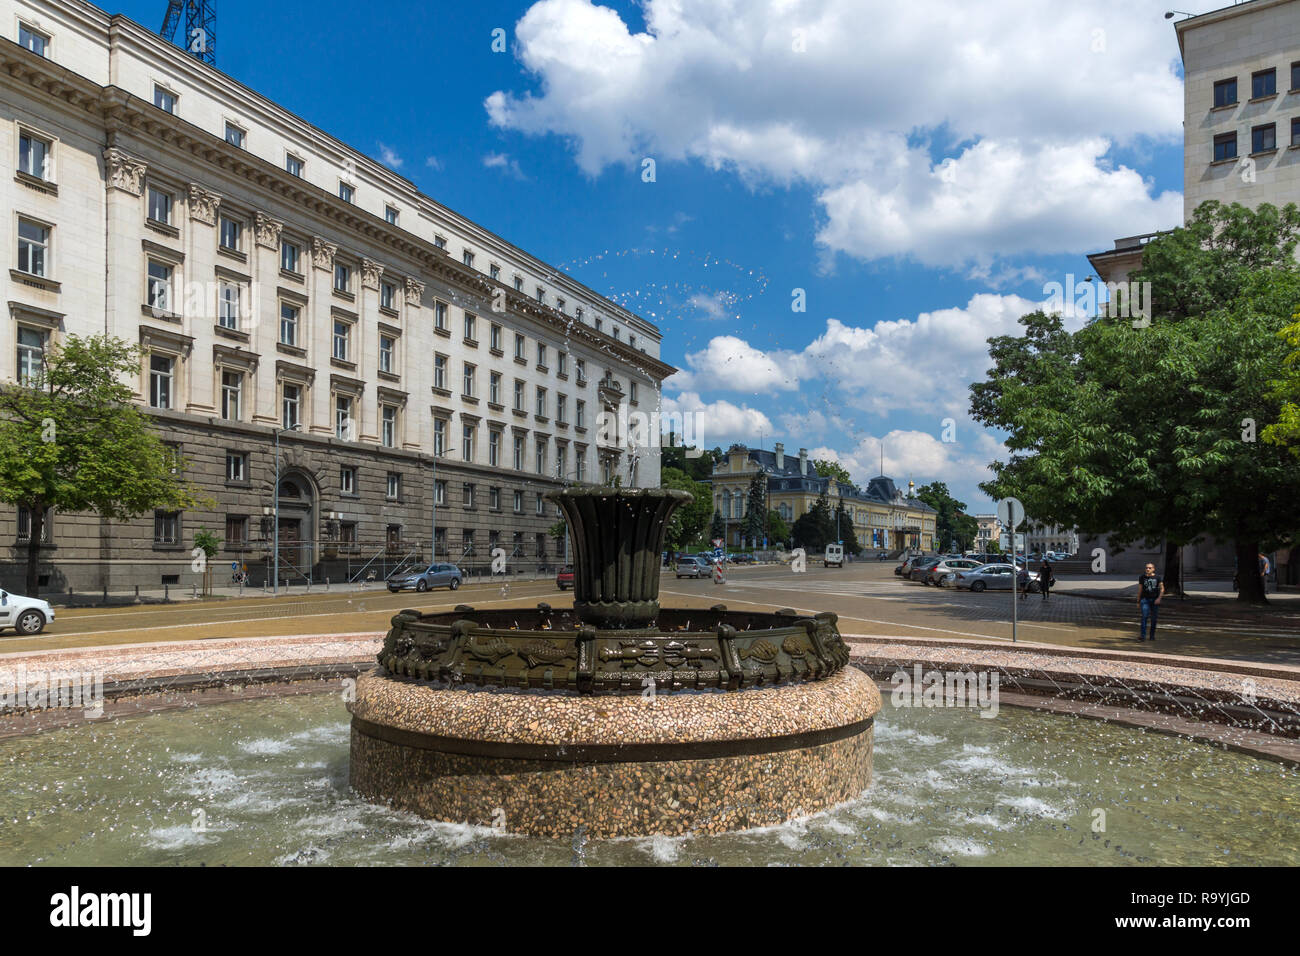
[1039,561,1054,600]
[1137,562,1164,642]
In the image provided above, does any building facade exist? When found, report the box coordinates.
[709,442,937,552]
[1,0,673,591]
[973,514,1000,552]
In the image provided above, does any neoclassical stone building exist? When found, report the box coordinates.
[710,443,937,552]
[1,0,672,591]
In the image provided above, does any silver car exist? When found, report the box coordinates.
[953,563,1019,592]
[388,563,463,593]
[928,558,983,586]
[675,556,713,579]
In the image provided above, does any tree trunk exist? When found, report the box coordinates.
[1235,538,1267,605]
[25,506,43,597]
[1162,541,1184,597]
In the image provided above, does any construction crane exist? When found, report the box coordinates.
[160,0,216,67]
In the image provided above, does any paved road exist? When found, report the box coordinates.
[6,562,1299,664]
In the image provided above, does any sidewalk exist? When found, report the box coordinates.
[1050,575,1300,605]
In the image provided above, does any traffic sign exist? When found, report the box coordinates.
[996,496,1024,529]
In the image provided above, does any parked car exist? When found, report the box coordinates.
[730,553,757,564]
[927,558,983,586]
[0,589,55,635]
[953,563,1020,591]
[825,544,845,568]
[895,553,927,576]
[907,558,942,582]
[675,556,713,579]
[388,563,463,593]
[555,565,574,590]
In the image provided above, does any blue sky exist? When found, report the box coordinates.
[117,0,1195,514]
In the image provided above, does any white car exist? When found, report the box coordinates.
[825,544,845,568]
[0,589,54,635]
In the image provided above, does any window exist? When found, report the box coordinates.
[513,275,524,292]
[462,362,475,396]
[1213,77,1237,108]
[335,394,354,439]
[575,359,586,384]
[556,444,567,479]
[537,343,547,368]
[282,383,301,430]
[280,238,300,273]
[435,480,447,506]
[334,262,351,293]
[489,371,501,404]
[386,472,401,500]
[576,307,584,323]
[379,335,395,374]
[224,122,245,147]
[536,533,546,557]
[513,490,524,513]
[279,303,299,346]
[490,487,501,510]
[17,219,48,276]
[1214,132,1237,162]
[152,84,176,113]
[462,249,475,267]
[380,280,397,311]
[225,515,249,546]
[462,423,475,461]
[219,215,241,251]
[19,23,49,56]
[490,324,502,351]
[385,205,399,225]
[434,418,447,456]
[17,506,53,543]
[147,260,173,311]
[557,394,567,423]
[536,386,547,417]
[333,320,351,361]
[613,327,621,341]
[381,405,398,447]
[629,334,637,349]
[147,185,172,224]
[489,429,501,466]
[285,154,303,177]
[463,529,475,555]
[515,333,526,360]
[18,131,51,180]
[576,400,586,429]
[226,451,248,482]
[536,444,546,475]
[340,466,356,495]
[595,317,603,333]
[513,435,525,471]
[149,354,174,408]
[558,352,568,376]
[154,511,180,546]
[630,382,639,404]
[463,482,475,507]
[1253,123,1277,153]
[17,327,46,386]
[435,301,448,331]
[221,371,242,420]
[387,525,403,550]
[490,264,500,280]
[1253,68,1277,99]
[434,236,447,250]
[1292,117,1300,148]
[514,380,525,410]
[536,286,545,304]
[464,312,477,341]
[339,182,354,203]
[536,493,545,516]
[340,522,357,548]
[575,452,585,482]
[219,282,241,329]
[434,354,447,390]
[556,297,565,314]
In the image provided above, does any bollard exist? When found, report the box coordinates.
[164,584,169,601]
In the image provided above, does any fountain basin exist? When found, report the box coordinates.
[348,667,879,837]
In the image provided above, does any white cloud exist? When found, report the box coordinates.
[425,156,444,171]
[660,391,774,445]
[483,151,528,180]
[486,0,1184,268]
[376,143,404,169]
[686,291,735,321]
[810,429,1007,505]
[671,335,800,393]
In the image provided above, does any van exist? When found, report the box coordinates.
[825,544,844,568]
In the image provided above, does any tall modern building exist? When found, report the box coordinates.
[1,0,674,591]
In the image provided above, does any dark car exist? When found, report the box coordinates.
[388,563,463,593]
[730,553,757,564]
[556,565,574,590]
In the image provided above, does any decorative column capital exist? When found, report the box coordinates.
[362,258,384,290]
[404,277,424,307]
[255,212,284,249]
[187,183,222,225]
[311,237,337,271]
[104,147,147,195]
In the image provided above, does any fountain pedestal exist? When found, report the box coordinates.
[348,487,880,837]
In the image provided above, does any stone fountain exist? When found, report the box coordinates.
[348,486,880,837]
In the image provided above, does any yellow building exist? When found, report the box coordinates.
[710,443,936,552]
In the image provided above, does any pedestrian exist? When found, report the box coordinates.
[1259,552,1271,595]
[1137,561,1164,642]
[1039,561,1054,601]
[1017,563,1031,598]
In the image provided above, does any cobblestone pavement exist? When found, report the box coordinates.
[4,562,1298,665]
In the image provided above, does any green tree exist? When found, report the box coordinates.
[765,508,790,546]
[742,472,768,546]
[791,491,835,551]
[1263,309,1300,454]
[661,441,721,482]
[661,467,712,551]
[832,502,861,554]
[913,482,977,552]
[193,528,221,596]
[709,509,726,544]
[813,459,852,485]
[0,335,200,595]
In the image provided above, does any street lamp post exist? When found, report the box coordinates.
[272,423,301,597]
